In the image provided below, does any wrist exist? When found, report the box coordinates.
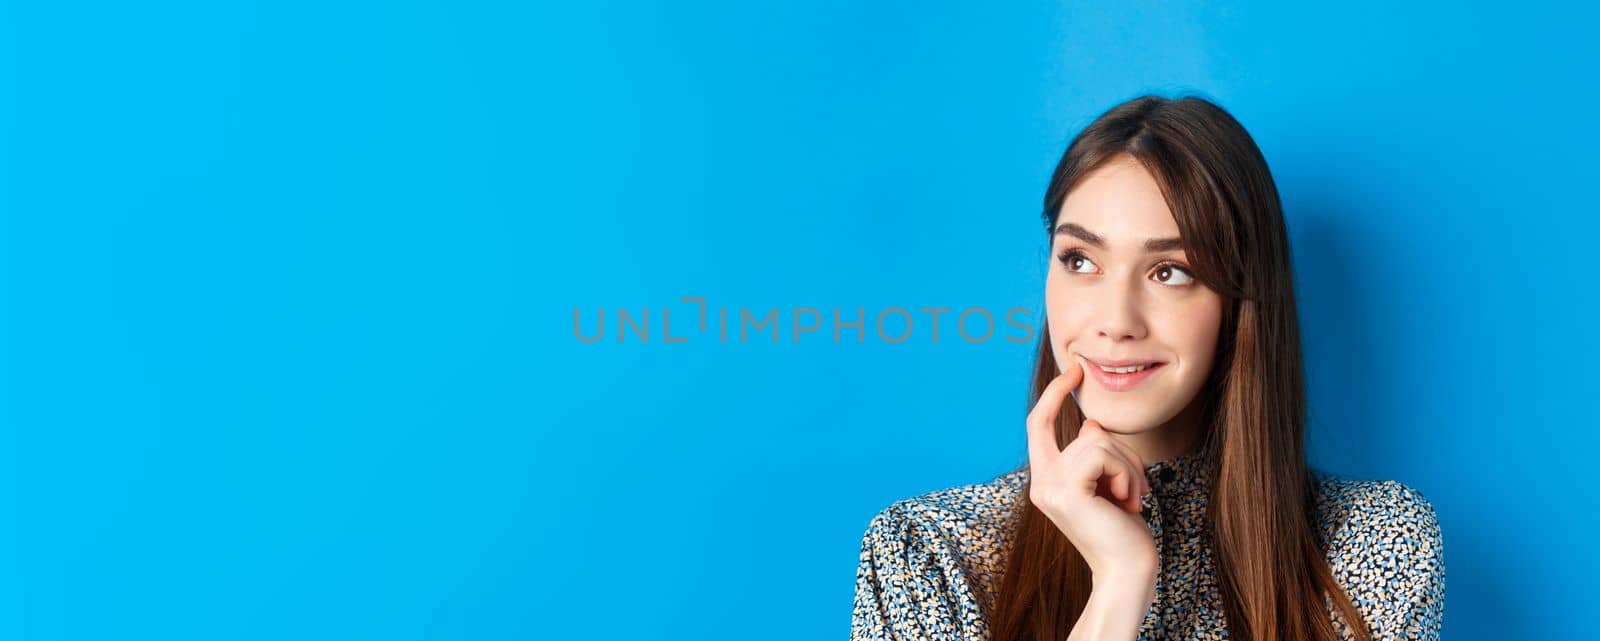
[1091,560,1157,592]
[1091,565,1157,607]
[1068,574,1157,641]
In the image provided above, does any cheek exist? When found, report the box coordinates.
[1168,299,1224,368]
[1043,279,1081,334]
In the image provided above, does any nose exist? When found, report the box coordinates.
[1090,278,1147,342]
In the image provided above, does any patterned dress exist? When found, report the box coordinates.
[850,447,1445,640]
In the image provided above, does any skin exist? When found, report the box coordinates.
[1026,154,1225,641]
[1045,153,1223,467]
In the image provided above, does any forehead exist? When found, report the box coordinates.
[1057,156,1179,240]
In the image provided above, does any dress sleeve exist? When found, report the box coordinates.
[851,500,992,641]
[1340,481,1447,641]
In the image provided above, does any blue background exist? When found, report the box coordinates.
[2,1,1594,639]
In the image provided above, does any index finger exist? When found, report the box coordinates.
[1025,358,1086,472]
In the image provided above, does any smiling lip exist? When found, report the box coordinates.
[1083,356,1162,368]
[1078,355,1166,392]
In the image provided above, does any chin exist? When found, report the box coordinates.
[1078,398,1167,433]
[1088,418,1159,434]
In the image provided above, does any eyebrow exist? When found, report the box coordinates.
[1053,222,1185,252]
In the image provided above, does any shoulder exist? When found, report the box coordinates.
[862,467,1026,546]
[1308,469,1446,639]
[886,468,1027,524]
[857,468,1027,584]
[1309,469,1443,552]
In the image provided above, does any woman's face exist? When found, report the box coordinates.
[1045,154,1224,435]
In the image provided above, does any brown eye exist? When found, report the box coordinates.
[1153,263,1196,286]
[1057,249,1096,274]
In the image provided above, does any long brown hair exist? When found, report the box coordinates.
[983,95,1372,641]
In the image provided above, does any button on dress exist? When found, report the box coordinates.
[850,448,1445,641]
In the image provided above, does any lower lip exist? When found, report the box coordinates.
[1083,360,1166,392]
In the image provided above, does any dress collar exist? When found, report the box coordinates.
[1144,446,1210,497]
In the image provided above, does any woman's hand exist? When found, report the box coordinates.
[1025,359,1159,579]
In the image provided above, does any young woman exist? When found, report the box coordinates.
[850,95,1445,641]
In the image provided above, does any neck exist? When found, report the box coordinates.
[1108,395,1207,467]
